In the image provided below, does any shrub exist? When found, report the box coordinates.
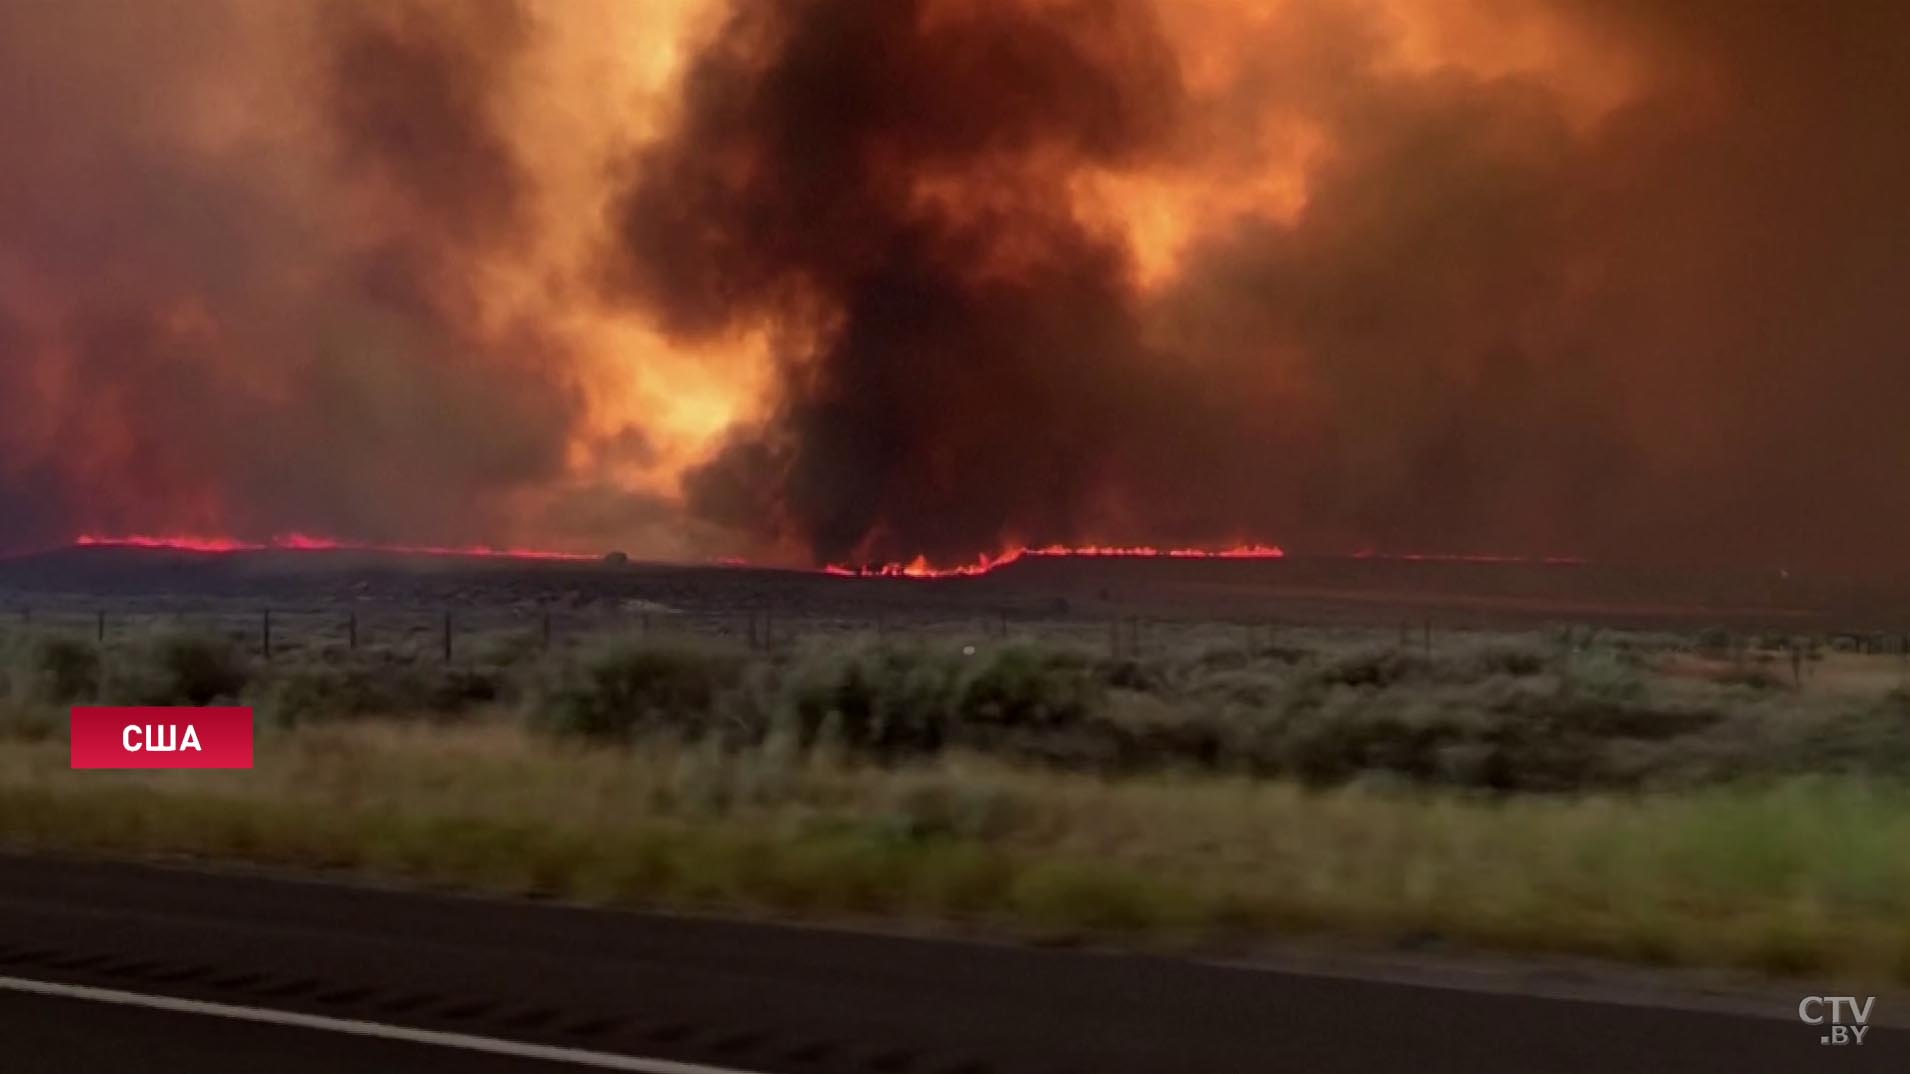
[1453,641,1552,678]
[538,637,746,742]
[774,639,1119,765]
[956,643,1101,729]
[1715,664,1788,691]
[6,635,101,704]
[254,657,503,726]
[1694,626,1736,653]
[102,630,249,706]
[1556,649,1648,704]
[1312,647,1427,689]
[783,640,961,756]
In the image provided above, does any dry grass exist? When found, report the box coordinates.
[3,717,1909,984]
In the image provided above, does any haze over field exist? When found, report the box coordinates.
[1,1,1904,573]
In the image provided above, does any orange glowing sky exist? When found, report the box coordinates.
[522,0,1644,555]
[11,0,1900,575]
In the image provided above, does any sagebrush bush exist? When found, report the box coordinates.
[101,630,250,706]
[5,635,101,704]
[254,656,502,726]
[780,639,1110,764]
[7,614,1893,793]
[507,632,1910,789]
[782,639,962,754]
[1311,646,1427,689]
[537,637,747,742]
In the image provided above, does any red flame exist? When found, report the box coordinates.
[822,543,1289,578]
[73,533,597,562]
[70,534,1582,575]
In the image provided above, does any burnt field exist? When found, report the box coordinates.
[0,544,1902,642]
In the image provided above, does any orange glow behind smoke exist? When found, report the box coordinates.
[823,543,1288,578]
[8,1,1648,568]
[74,534,597,562]
[544,0,1644,556]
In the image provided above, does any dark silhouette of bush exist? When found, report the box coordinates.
[539,638,745,742]
[103,630,249,706]
[255,657,502,726]
[7,635,100,703]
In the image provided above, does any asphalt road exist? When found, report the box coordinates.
[0,854,1900,1074]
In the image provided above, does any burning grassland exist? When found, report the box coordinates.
[1,2,1906,576]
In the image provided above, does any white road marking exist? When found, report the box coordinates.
[0,973,773,1074]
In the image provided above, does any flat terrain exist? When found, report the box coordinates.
[5,544,1910,1070]
[3,854,1904,1074]
[2,544,1905,637]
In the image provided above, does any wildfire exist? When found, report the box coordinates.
[73,534,597,563]
[822,543,1288,579]
[67,535,1586,576]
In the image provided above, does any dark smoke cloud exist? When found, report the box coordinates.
[612,0,1197,563]
[4,0,1907,574]
[0,0,581,550]
[614,0,1910,572]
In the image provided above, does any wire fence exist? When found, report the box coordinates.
[9,596,1900,672]
[0,599,1356,666]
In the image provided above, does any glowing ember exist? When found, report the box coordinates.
[73,533,597,562]
[822,543,1288,579]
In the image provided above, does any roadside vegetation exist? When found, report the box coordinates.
[3,620,1910,984]
[6,622,1906,791]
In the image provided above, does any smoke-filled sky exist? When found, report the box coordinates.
[1,0,1905,572]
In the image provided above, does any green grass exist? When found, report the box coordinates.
[2,719,1909,984]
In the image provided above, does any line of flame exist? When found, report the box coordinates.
[73,533,597,562]
[821,543,1289,578]
[71,535,1582,575]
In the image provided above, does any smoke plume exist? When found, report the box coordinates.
[604,0,1910,570]
[3,1,1908,573]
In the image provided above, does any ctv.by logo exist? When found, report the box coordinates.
[1799,996,1874,1045]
